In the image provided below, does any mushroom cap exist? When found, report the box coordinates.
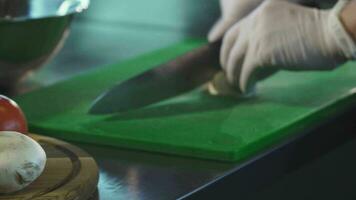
[0,131,46,193]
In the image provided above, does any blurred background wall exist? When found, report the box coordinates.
[30,0,219,85]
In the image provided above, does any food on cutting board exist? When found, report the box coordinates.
[206,72,244,98]
[0,131,46,194]
[205,71,258,99]
[0,95,28,134]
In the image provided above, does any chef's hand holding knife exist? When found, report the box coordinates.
[209,0,356,95]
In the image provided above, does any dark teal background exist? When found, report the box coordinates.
[30,0,219,85]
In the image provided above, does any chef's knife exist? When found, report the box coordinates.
[89,40,222,114]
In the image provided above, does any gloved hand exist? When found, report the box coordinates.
[220,0,356,94]
[208,0,264,42]
[208,0,311,42]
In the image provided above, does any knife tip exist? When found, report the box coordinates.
[88,98,129,115]
[88,105,108,115]
[88,98,111,115]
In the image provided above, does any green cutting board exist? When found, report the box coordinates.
[16,39,356,162]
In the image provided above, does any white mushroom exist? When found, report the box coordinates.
[0,131,46,193]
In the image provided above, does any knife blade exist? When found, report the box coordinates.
[89,40,222,114]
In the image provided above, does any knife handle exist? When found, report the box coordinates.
[206,39,223,69]
[173,39,223,71]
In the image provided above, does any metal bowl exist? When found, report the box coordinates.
[0,0,89,92]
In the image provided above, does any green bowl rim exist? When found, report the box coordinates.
[0,0,89,22]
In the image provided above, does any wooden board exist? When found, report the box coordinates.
[0,134,99,200]
[15,39,356,162]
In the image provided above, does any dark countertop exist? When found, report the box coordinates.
[18,1,356,199]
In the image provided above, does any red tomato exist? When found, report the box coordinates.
[0,95,28,134]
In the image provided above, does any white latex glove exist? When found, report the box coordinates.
[208,0,310,42]
[220,0,356,94]
[208,0,264,42]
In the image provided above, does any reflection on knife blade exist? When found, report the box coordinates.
[89,40,222,115]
